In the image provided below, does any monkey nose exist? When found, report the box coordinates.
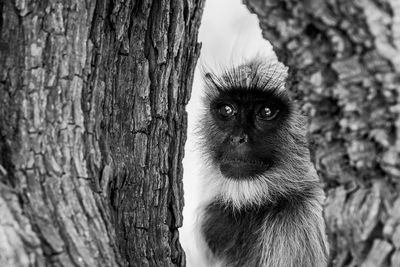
[229,134,248,145]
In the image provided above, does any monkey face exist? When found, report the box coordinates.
[198,60,314,207]
[205,88,291,180]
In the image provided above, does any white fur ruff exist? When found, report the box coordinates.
[198,163,270,209]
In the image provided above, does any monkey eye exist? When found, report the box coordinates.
[218,104,236,118]
[257,106,278,120]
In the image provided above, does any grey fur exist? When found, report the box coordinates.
[195,58,329,267]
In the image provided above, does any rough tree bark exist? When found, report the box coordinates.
[243,0,400,266]
[0,0,204,266]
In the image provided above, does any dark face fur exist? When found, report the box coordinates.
[207,88,291,179]
[199,61,312,207]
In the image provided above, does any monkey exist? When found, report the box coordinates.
[193,58,329,267]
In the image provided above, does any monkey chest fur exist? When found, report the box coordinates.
[201,202,269,266]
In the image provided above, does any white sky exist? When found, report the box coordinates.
[181,0,273,266]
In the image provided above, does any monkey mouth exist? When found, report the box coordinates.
[219,158,270,179]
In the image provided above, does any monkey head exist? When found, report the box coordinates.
[198,59,318,209]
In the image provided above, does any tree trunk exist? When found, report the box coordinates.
[243,0,400,266]
[0,0,204,266]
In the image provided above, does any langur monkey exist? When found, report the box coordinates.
[194,58,329,267]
